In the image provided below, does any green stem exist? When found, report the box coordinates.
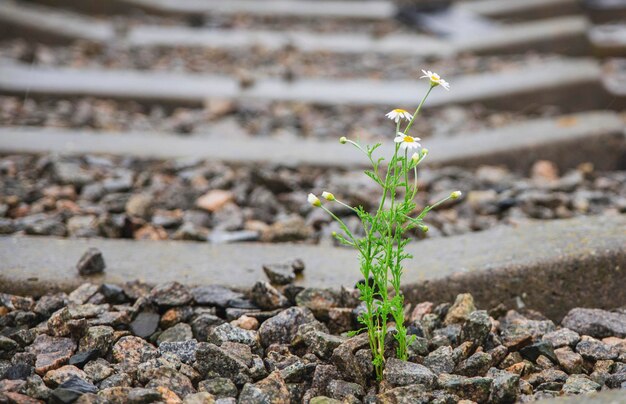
[403,86,434,134]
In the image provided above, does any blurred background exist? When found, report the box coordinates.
[0,0,624,246]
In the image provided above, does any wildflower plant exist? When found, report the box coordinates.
[309,71,460,380]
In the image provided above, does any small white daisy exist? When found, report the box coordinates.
[321,191,335,201]
[307,193,321,207]
[385,108,413,123]
[394,132,421,151]
[420,70,450,90]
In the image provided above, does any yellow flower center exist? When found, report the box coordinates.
[403,136,414,143]
[394,109,406,114]
[431,74,440,81]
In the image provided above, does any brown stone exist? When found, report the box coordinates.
[156,386,183,404]
[195,190,234,213]
[112,336,159,366]
[2,392,42,404]
[43,365,88,387]
[531,160,559,182]
[444,294,476,325]
[28,334,76,375]
[410,302,434,322]
[231,315,259,331]
[555,347,583,374]
[134,225,168,241]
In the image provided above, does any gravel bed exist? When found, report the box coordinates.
[0,39,563,81]
[1,276,625,403]
[0,96,561,140]
[0,154,624,244]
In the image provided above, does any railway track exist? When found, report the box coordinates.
[0,0,625,307]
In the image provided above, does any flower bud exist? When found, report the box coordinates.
[307,193,321,207]
[418,224,429,233]
[411,153,420,164]
[339,136,348,144]
[421,148,429,157]
[450,191,462,200]
[322,191,335,201]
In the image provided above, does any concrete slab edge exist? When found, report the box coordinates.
[0,111,623,172]
[0,214,624,322]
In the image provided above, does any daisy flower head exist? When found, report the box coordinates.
[385,108,413,123]
[394,132,421,152]
[307,193,321,207]
[420,70,450,90]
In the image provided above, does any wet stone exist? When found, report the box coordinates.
[150,282,192,307]
[250,282,289,310]
[157,322,193,346]
[130,312,160,338]
[238,371,290,404]
[383,357,436,388]
[28,334,76,375]
[542,328,581,348]
[259,306,316,347]
[76,248,106,276]
[198,377,237,398]
[159,340,198,365]
[562,308,626,338]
